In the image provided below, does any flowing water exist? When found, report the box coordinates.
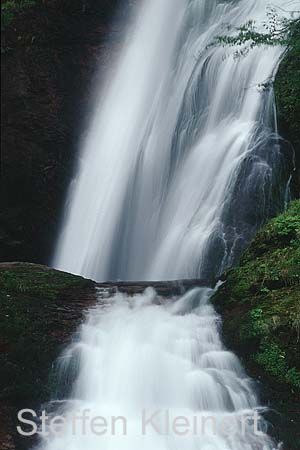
[53,0,290,282]
[41,0,294,449]
[38,288,276,450]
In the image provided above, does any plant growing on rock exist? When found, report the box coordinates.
[212,7,299,55]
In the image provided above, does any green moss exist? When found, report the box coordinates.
[0,263,95,404]
[254,340,300,390]
[0,265,94,349]
[0,264,97,450]
[286,367,300,389]
[255,341,287,378]
[0,266,92,297]
[213,200,300,448]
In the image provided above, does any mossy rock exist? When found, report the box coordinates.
[0,262,96,449]
[0,262,95,399]
[212,200,300,449]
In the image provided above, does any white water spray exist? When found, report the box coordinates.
[38,288,277,449]
[53,0,289,282]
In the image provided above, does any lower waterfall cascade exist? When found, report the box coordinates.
[40,0,296,449]
[37,288,278,450]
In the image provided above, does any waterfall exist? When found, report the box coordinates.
[37,288,277,450]
[39,1,294,449]
[53,0,289,282]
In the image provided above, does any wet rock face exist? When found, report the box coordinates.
[275,20,300,197]
[1,0,125,264]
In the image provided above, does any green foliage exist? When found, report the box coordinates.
[255,341,287,378]
[266,202,300,236]
[1,0,36,30]
[255,340,300,390]
[212,7,299,56]
[239,200,300,287]
[249,308,268,335]
[286,367,300,388]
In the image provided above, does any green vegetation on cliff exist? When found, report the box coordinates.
[213,200,300,448]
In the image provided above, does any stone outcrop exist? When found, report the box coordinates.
[0,262,96,449]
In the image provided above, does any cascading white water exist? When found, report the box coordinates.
[53,0,290,282]
[38,288,276,450]
[40,1,294,449]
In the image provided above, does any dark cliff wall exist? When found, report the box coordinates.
[275,20,300,197]
[1,0,127,264]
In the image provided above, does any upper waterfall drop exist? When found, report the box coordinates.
[53,0,289,282]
